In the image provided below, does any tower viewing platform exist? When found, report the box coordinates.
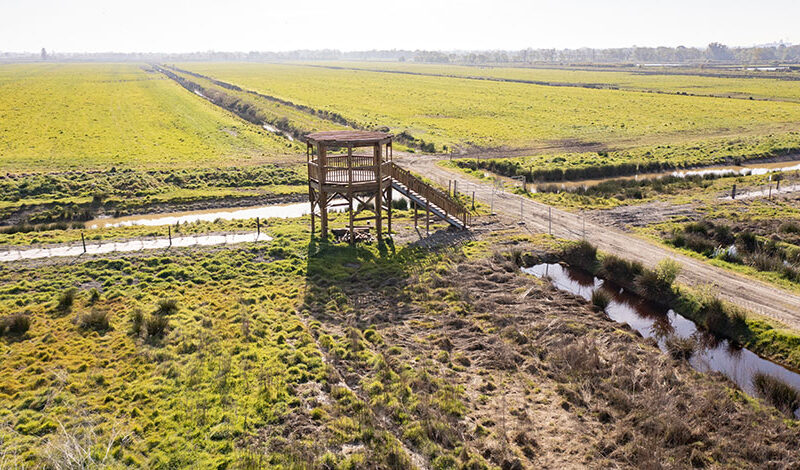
[306,130,471,243]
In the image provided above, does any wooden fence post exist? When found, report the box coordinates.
[81,233,87,253]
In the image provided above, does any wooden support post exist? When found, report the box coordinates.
[348,146,354,245]
[319,144,328,238]
[769,184,772,199]
[448,180,452,196]
[374,143,382,242]
[426,199,430,236]
[168,226,172,246]
[731,184,736,200]
[414,203,418,229]
[548,207,552,236]
[387,184,392,235]
[81,232,87,253]
[256,217,260,236]
[472,191,475,210]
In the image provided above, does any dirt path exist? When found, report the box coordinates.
[399,154,800,330]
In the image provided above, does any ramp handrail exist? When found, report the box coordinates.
[389,162,471,228]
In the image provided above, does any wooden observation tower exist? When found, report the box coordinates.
[306,130,394,243]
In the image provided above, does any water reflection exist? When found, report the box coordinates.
[523,263,800,417]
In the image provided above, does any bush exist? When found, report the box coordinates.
[56,288,78,313]
[78,309,110,332]
[145,315,169,339]
[752,372,800,415]
[0,313,31,337]
[599,254,643,287]
[591,289,611,311]
[155,298,179,316]
[391,198,408,210]
[130,309,144,336]
[655,259,681,285]
[779,221,800,234]
[736,231,759,253]
[562,240,597,272]
[88,288,101,304]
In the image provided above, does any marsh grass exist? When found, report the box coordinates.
[752,372,800,415]
[77,309,111,332]
[591,290,611,311]
[0,312,30,337]
[55,288,78,314]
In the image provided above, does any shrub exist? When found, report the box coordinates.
[655,259,681,286]
[155,298,179,316]
[391,198,408,210]
[88,288,101,304]
[130,309,144,336]
[682,233,717,255]
[145,315,169,339]
[591,289,611,311]
[779,221,800,234]
[56,288,78,313]
[749,252,783,273]
[0,313,31,337]
[562,240,597,272]
[634,262,677,304]
[736,231,759,253]
[599,254,643,287]
[78,309,110,332]
[752,372,800,415]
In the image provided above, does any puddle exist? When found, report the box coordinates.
[523,263,800,417]
[0,232,271,262]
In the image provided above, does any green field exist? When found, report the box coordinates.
[308,61,800,103]
[180,62,800,152]
[0,63,296,171]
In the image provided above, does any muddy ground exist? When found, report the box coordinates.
[586,201,699,231]
[296,235,800,469]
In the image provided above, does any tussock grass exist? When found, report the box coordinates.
[0,312,31,337]
[752,372,800,415]
[77,309,111,332]
[591,290,611,311]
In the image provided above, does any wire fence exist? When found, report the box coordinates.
[0,218,270,262]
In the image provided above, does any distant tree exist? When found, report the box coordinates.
[707,42,733,61]
[40,48,47,60]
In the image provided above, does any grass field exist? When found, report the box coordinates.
[308,61,800,103]
[0,63,296,171]
[181,62,800,152]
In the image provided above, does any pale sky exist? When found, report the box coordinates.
[0,0,797,53]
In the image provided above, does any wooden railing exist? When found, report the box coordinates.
[308,158,391,185]
[389,163,471,228]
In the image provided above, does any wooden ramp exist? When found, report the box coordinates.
[389,163,470,230]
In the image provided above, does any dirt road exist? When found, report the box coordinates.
[399,154,800,330]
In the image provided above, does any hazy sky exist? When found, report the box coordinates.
[1,0,797,53]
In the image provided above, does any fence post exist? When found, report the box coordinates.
[548,207,552,236]
[583,213,586,240]
[81,232,87,253]
[168,226,172,246]
[448,180,451,196]
[731,184,736,200]
[769,184,772,200]
[519,198,523,224]
[471,191,475,211]
[256,217,260,236]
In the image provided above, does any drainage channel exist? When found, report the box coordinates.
[523,262,800,418]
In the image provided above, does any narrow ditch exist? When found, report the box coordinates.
[524,262,800,418]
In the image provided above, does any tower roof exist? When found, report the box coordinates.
[305,130,392,146]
